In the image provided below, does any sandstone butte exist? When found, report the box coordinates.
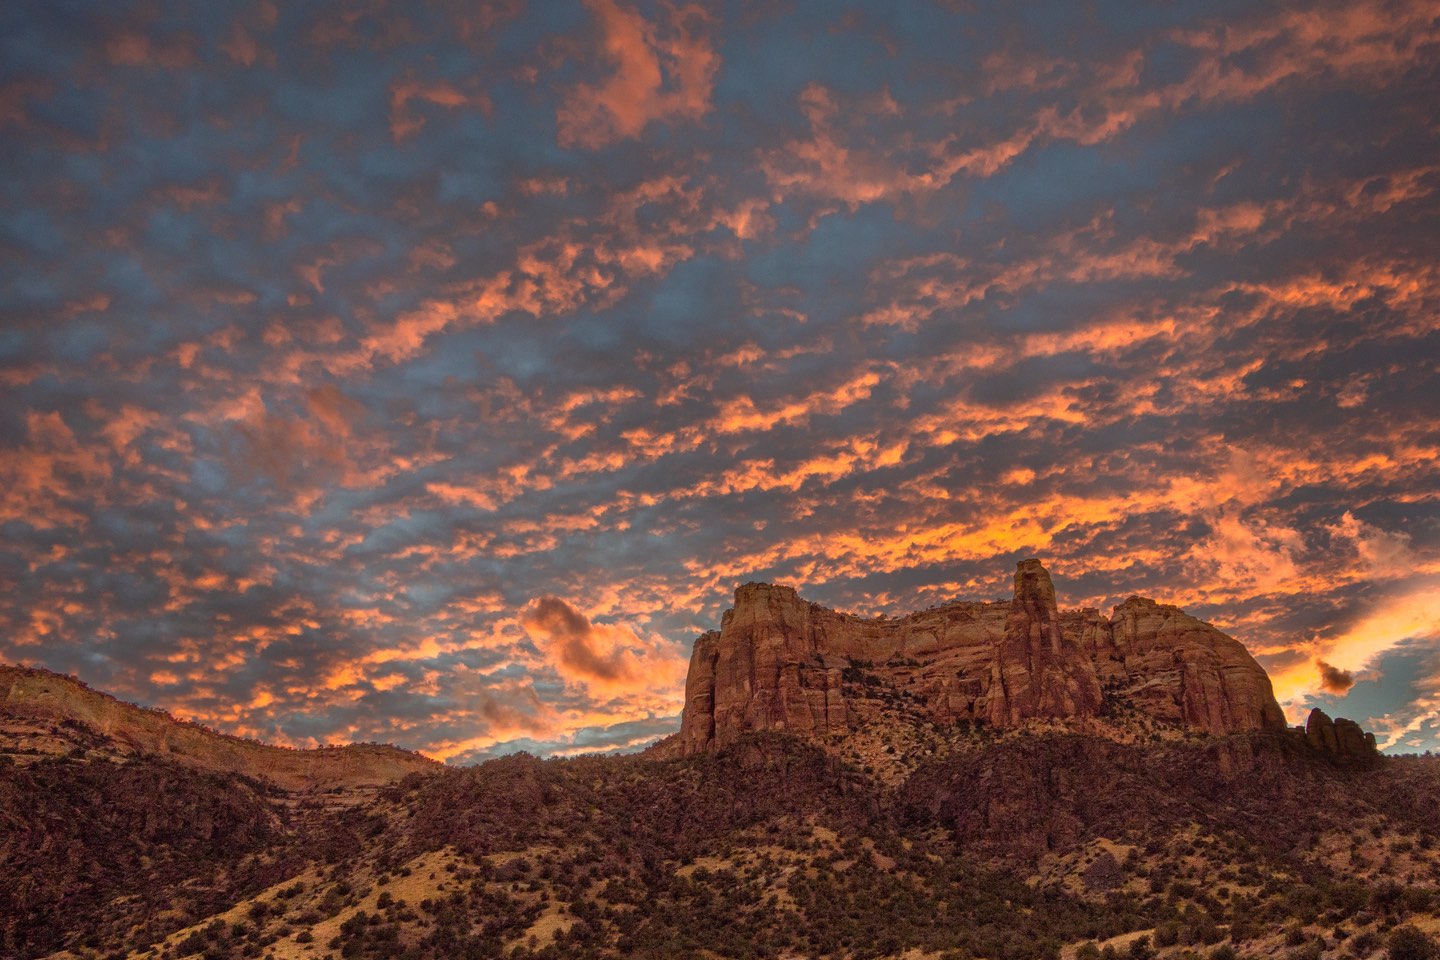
[663,558,1375,759]
[0,663,438,794]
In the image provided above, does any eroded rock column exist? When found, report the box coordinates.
[985,559,1102,724]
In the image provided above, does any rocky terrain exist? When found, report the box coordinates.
[2,562,1437,960]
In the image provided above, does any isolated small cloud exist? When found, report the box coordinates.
[523,596,633,684]
[1317,659,1356,695]
[521,596,687,699]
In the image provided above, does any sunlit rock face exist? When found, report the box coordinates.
[984,558,1103,726]
[670,559,1289,756]
[0,665,438,793]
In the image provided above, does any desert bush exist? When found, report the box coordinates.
[1389,926,1440,960]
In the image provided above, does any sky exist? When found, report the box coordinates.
[2,0,1438,763]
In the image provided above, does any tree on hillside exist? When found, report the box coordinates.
[1390,926,1439,960]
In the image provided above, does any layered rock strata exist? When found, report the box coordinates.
[0,665,438,792]
[671,559,1292,756]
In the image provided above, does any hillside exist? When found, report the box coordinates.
[6,729,1437,960]
[3,564,1439,960]
[0,664,438,794]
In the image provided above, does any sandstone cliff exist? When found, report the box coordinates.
[1305,706,1379,760]
[669,559,1292,756]
[0,664,438,793]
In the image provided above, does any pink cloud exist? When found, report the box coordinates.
[220,22,260,66]
[556,0,718,148]
[263,199,301,240]
[105,30,197,69]
[765,1,1440,208]
[389,74,492,141]
[0,78,52,130]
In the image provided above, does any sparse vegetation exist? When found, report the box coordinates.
[5,719,1440,959]
[1390,925,1440,960]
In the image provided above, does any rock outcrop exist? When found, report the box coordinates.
[1103,596,1289,734]
[985,559,1103,725]
[1305,707,1379,759]
[669,559,1291,756]
[0,664,439,793]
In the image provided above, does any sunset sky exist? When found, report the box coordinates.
[3,1,1438,762]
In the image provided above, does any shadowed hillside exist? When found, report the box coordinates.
[4,712,1439,959]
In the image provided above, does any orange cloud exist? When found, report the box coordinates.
[520,596,687,699]
[710,370,883,435]
[204,385,389,511]
[88,404,162,467]
[557,0,718,148]
[1328,511,1415,579]
[0,411,112,529]
[762,84,931,207]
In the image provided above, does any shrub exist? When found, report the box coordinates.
[177,931,207,955]
[1352,929,1381,955]
[1389,926,1440,960]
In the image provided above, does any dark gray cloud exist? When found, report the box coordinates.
[1318,661,1357,696]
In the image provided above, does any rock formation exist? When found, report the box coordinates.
[669,559,1292,756]
[1305,707,1378,759]
[0,664,438,793]
[985,559,1103,725]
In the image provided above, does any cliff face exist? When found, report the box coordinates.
[985,559,1103,726]
[671,559,1290,756]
